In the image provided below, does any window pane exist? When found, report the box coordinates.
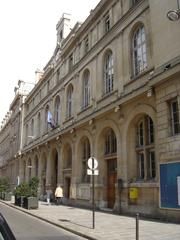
[171,100,180,135]
[138,122,144,146]
[138,153,144,179]
[133,25,147,76]
[105,129,117,155]
[148,117,154,144]
[148,151,156,178]
[83,71,90,109]
[104,52,114,94]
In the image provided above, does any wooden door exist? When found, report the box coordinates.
[107,159,117,208]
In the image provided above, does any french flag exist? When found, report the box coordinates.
[47,111,55,128]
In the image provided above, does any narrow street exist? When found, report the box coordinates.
[0,202,86,240]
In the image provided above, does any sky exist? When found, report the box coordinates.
[0,0,100,123]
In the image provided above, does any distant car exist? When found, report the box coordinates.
[0,213,16,240]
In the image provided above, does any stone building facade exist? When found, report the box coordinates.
[0,80,34,185]
[0,0,180,221]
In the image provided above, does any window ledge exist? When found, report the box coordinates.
[128,181,158,188]
[63,168,72,172]
[125,67,154,87]
[63,116,74,124]
[77,105,93,116]
[97,90,118,104]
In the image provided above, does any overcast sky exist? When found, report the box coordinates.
[0,0,100,122]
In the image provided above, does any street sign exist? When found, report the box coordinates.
[88,157,98,170]
[87,169,99,175]
[87,157,99,229]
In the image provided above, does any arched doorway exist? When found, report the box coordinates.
[63,143,72,199]
[104,128,117,209]
[51,148,58,190]
[41,152,47,195]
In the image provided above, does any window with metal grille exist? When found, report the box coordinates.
[132,25,147,76]
[54,96,60,125]
[105,129,117,155]
[136,116,155,180]
[84,36,89,54]
[170,99,180,135]
[66,85,73,119]
[104,51,114,94]
[105,14,110,33]
[82,70,90,109]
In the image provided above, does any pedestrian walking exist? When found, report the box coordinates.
[55,184,63,205]
[46,186,52,205]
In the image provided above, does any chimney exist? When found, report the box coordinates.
[35,69,43,83]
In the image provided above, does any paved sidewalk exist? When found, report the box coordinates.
[1,200,180,240]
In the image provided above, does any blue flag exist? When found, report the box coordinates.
[47,111,55,128]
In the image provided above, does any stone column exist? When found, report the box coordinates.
[31,156,36,178]
[45,144,52,187]
[18,157,24,184]
[37,150,44,197]
[56,140,63,185]
[71,133,77,199]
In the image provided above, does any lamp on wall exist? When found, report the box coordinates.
[167,0,180,21]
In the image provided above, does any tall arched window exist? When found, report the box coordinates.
[136,115,155,180]
[104,51,114,94]
[82,137,91,183]
[54,96,60,125]
[82,70,90,109]
[45,105,49,131]
[25,124,28,144]
[132,25,147,76]
[67,85,73,119]
[31,118,34,137]
[37,112,41,136]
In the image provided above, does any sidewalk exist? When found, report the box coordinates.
[1,199,180,240]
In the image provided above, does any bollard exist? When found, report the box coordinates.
[136,213,139,240]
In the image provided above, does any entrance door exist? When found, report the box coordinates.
[107,159,117,208]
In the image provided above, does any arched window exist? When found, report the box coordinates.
[31,118,34,137]
[132,25,147,76]
[67,85,73,119]
[37,112,41,136]
[54,96,60,125]
[105,129,117,155]
[82,137,91,183]
[82,70,90,109]
[25,124,28,144]
[45,105,49,131]
[104,51,114,94]
[136,116,155,180]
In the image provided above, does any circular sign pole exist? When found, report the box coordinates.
[87,157,98,229]
[92,157,95,229]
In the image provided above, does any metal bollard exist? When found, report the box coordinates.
[136,213,139,240]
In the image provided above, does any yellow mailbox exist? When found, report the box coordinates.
[129,187,138,199]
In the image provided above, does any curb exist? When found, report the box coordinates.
[0,200,97,240]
